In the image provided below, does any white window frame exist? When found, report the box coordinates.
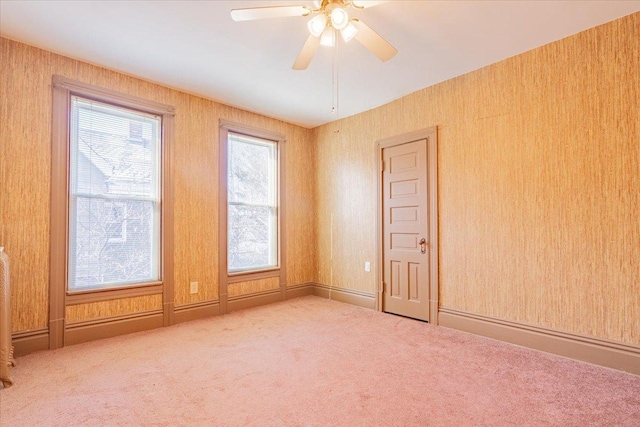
[227,133,279,274]
[67,95,161,292]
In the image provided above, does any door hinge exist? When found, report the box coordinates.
[381,160,385,173]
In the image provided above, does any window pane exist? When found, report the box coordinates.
[68,96,161,291]
[71,98,160,199]
[69,197,159,290]
[228,205,277,272]
[228,134,275,206]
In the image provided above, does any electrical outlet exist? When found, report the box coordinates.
[364,262,371,272]
[190,281,198,294]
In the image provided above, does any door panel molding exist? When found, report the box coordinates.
[376,127,439,324]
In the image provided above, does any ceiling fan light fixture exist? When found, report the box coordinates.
[340,22,358,42]
[230,1,396,71]
[330,7,349,30]
[313,0,323,9]
[320,27,335,47]
[308,14,327,37]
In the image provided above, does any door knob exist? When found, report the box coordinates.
[419,238,426,254]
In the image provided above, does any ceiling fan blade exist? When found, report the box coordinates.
[352,18,397,62]
[292,35,321,70]
[351,0,387,9]
[231,5,311,22]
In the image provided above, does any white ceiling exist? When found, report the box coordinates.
[1,1,639,128]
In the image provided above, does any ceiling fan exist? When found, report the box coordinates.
[231,0,397,70]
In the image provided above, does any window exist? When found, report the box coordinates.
[104,202,127,243]
[227,133,278,273]
[219,122,286,286]
[50,76,175,349]
[68,96,161,291]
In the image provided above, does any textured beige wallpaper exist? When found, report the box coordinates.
[314,14,639,345]
[0,37,316,329]
[65,295,163,324]
[228,277,281,298]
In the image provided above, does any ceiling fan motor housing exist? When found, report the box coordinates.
[315,0,359,13]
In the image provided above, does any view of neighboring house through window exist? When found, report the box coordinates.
[68,96,161,291]
[227,132,278,273]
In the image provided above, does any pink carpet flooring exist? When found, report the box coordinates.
[1,296,639,426]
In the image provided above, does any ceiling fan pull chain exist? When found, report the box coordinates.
[332,37,340,117]
[336,38,340,118]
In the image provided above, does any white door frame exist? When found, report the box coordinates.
[375,127,439,324]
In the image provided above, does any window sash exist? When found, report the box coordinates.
[227,206,278,274]
[67,96,162,291]
[226,132,279,274]
[73,192,159,203]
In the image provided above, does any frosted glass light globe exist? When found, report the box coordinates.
[308,14,327,37]
[330,8,349,30]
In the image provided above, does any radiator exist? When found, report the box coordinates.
[0,247,14,388]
